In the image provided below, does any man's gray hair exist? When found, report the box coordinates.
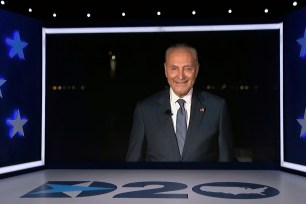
[165,43,198,64]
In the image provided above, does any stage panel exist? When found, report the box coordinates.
[0,169,305,204]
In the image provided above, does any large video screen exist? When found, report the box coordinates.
[44,24,281,167]
[0,9,44,175]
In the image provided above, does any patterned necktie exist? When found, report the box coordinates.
[176,99,187,156]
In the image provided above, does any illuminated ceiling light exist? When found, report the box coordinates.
[192,10,196,15]
[293,1,298,6]
[87,13,91,18]
[157,11,161,16]
[28,8,32,13]
[264,8,269,13]
[1,1,5,5]
[228,9,232,14]
[122,12,126,17]
[52,13,57,17]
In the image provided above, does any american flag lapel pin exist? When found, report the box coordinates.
[200,107,205,112]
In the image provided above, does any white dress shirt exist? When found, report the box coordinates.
[169,88,192,133]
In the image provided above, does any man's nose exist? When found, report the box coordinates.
[178,69,185,79]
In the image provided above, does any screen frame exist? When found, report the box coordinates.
[43,23,283,169]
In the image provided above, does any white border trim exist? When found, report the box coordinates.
[280,22,285,168]
[41,27,46,168]
[44,23,289,172]
[281,161,306,173]
[0,161,44,175]
[43,24,281,34]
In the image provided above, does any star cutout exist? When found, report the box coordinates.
[297,28,306,58]
[30,184,113,195]
[0,79,6,98]
[6,31,28,60]
[7,110,28,138]
[297,109,306,138]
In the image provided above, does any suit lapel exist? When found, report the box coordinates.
[181,90,206,159]
[157,89,181,159]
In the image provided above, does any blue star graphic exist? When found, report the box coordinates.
[297,28,306,58]
[297,109,306,138]
[6,31,28,60]
[0,79,6,98]
[7,110,28,138]
[30,184,113,195]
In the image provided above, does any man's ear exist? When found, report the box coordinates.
[195,63,200,77]
[164,63,168,77]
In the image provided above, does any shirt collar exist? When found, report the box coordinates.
[170,88,193,105]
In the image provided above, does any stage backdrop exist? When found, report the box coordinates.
[0,9,43,175]
[282,6,306,173]
[1,3,306,175]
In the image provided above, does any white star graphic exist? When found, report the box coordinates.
[0,79,6,98]
[7,110,28,138]
[297,109,306,138]
[297,28,306,58]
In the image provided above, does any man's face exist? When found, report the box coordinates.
[164,48,199,98]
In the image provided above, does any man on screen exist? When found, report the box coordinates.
[126,43,235,162]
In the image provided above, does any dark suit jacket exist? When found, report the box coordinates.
[126,87,235,162]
